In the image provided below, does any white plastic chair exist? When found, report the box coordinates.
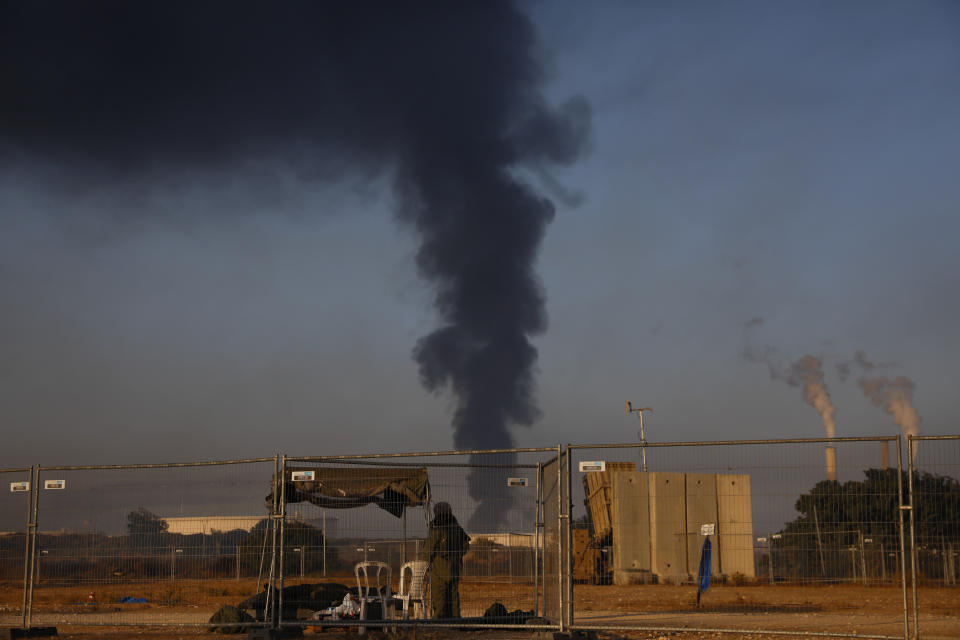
[354,561,392,635]
[393,560,429,619]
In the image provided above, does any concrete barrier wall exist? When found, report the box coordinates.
[611,472,650,585]
[608,471,755,583]
[685,473,720,577]
[648,472,686,582]
[716,474,756,578]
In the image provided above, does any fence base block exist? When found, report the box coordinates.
[553,633,597,640]
[0,628,57,639]
[247,628,303,640]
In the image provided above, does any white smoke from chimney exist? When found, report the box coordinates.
[859,375,921,438]
[841,350,922,439]
[741,320,838,439]
[788,355,837,439]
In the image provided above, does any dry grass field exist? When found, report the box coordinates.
[1,577,957,639]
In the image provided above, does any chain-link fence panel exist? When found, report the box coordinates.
[278,447,560,632]
[908,435,960,640]
[28,458,276,630]
[540,447,566,628]
[568,437,912,639]
[0,468,33,629]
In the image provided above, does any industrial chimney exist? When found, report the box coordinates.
[880,441,889,470]
[825,447,837,481]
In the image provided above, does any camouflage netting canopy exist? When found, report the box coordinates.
[267,466,429,517]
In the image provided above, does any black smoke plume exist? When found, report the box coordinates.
[1,1,591,529]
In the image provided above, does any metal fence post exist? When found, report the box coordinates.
[565,445,574,630]
[265,454,280,626]
[25,465,41,629]
[20,466,36,629]
[278,454,287,628]
[896,436,910,640]
[534,460,541,617]
[556,444,565,633]
[906,436,919,639]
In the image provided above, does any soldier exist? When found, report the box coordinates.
[424,501,470,619]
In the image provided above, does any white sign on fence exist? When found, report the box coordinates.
[579,461,606,472]
[507,477,528,487]
[700,523,715,536]
[10,482,30,492]
[44,479,66,490]
[291,471,315,482]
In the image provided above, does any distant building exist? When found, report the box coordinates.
[468,532,536,548]
[163,516,263,535]
[161,514,339,538]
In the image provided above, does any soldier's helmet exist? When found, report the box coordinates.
[434,501,453,518]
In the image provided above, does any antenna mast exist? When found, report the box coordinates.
[626,401,653,472]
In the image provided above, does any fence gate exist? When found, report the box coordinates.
[907,435,960,640]
[0,467,33,629]
[541,446,569,629]
[567,437,911,639]
[26,458,276,631]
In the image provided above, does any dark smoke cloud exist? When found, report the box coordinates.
[835,362,851,382]
[1,1,591,528]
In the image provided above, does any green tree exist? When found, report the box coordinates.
[238,518,335,576]
[125,507,169,550]
[126,507,169,536]
[775,468,960,581]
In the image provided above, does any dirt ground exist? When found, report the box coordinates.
[1,578,957,639]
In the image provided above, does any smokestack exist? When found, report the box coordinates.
[880,441,890,470]
[825,446,837,481]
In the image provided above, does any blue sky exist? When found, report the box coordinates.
[1,1,957,468]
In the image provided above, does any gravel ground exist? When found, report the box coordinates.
[2,579,957,639]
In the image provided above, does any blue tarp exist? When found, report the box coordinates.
[697,538,712,599]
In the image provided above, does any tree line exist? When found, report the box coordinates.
[769,468,960,581]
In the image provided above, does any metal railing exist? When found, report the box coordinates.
[907,435,960,640]
[13,458,276,631]
[566,436,914,639]
[0,436,956,639]
[0,467,33,629]
[277,447,560,632]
